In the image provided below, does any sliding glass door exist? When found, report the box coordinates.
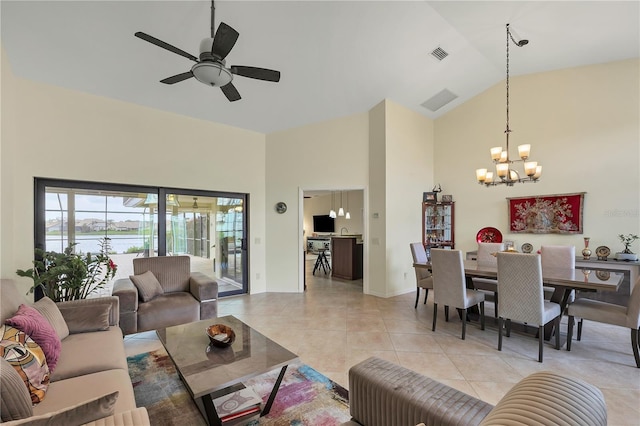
[35,179,248,297]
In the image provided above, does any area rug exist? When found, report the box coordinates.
[127,349,350,426]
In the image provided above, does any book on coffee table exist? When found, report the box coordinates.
[213,387,263,423]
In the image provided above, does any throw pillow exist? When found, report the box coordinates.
[130,270,164,302]
[0,325,50,404]
[32,297,70,341]
[0,357,33,422]
[1,391,119,426]
[5,304,62,373]
[57,301,111,334]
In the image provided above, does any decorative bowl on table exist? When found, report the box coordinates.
[206,324,236,348]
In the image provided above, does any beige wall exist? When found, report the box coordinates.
[435,59,640,256]
[265,113,369,292]
[384,100,435,297]
[303,191,364,238]
[3,47,637,297]
[367,100,435,297]
[1,60,268,293]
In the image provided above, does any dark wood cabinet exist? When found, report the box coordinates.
[331,237,363,280]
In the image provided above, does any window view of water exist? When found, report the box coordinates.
[46,235,156,255]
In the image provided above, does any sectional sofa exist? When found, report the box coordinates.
[0,279,149,425]
[343,356,607,426]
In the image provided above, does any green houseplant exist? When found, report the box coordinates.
[616,233,639,261]
[16,238,117,302]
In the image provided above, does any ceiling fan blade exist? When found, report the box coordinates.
[135,32,198,62]
[160,71,194,84]
[221,82,241,102]
[230,66,280,82]
[212,22,239,60]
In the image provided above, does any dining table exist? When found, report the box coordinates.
[414,259,624,341]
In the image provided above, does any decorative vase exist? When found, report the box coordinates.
[582,237,591,260]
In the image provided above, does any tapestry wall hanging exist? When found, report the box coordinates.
[508,192,585,234]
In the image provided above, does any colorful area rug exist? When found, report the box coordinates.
[127,349,350,426]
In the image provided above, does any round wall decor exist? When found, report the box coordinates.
[275,202,287,214]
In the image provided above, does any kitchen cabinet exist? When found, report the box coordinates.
[331,237,363,280]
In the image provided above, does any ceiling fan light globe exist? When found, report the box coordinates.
[192,62,233,87]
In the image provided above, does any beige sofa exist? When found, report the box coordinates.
[112,255,218,335]
[0,279,149,425]
[344,356,607,426]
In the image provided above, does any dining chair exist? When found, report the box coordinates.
[567,277,640,368]
[540,245,576,300]
[430,249,485,340]
[410,243,433,309]
[497,252,561,362]
[472,242,505,317]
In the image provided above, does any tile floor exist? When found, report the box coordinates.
[124,257,640,425]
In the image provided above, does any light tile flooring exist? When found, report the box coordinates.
[124,257,640,425]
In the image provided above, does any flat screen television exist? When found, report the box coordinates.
[313,215,335,233]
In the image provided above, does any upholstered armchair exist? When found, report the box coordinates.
[112,256,218,335]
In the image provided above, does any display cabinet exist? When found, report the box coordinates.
[422,202,455,252]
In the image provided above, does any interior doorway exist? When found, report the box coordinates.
[300,189,366,293]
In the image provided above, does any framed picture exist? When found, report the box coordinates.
[441,194,453,203]
[423,192,437,203]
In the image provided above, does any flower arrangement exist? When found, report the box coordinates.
[16,238,117,302]
[619,233,639,254]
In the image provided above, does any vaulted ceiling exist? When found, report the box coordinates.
[2,1,638,134]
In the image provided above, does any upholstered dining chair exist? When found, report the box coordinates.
[430,249,485,340]
[540,245,576,301]
[497,252,561,362]
[567,277,640,368]
[410,243,433,309]
[472,242,505,317]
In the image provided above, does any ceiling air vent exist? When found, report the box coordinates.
[430,46,448,61]
[421,89,458,112]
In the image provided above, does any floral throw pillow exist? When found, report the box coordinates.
[0,325,50,404]
[5,304,62,373]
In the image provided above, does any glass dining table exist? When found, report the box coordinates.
[413,259,624,340]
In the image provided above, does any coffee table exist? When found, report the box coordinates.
[156,315,299,426]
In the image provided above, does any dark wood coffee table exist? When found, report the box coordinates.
[156,315,299,425]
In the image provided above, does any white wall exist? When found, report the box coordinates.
[435,59,640,256]
[1,63,268,294]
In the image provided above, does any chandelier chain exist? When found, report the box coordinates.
[505,24,511,136]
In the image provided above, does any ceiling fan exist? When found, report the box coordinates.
[135,1,280,102]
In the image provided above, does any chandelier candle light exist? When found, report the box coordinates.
[476,24,542,187]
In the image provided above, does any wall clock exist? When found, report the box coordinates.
[275,202,287,214]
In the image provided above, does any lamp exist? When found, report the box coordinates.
[345,191,351,220]
[476,24,542,187]
[192,197,199,209]
[329,192,336,218]
[338,191,345,216]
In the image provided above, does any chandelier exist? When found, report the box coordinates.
[476,24,541,187]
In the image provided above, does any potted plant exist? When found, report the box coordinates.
[616,233,639,261]
[16,238,117,302]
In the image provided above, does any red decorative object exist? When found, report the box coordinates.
[476,227,503,243]
[508,192,585,234]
